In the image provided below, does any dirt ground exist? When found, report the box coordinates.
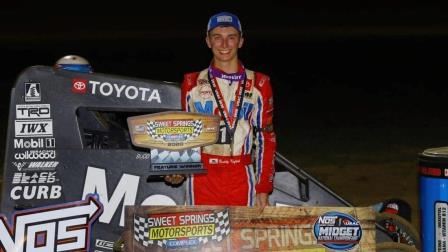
[273,92,448,234]
[304,161,419,229]
[277,132,432,232]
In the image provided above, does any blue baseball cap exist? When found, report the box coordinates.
[207,12,242,34]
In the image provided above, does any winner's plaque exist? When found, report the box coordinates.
[127,112,220,175]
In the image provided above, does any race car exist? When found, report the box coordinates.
[0,61,419,251]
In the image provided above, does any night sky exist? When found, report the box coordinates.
[2,2,448,79]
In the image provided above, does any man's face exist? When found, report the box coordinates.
[206,26,244,63]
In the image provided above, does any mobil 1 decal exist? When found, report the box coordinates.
[13,138,56,149]
[0,195,103,252]
[313,211,362,250]
[133,209,230,249]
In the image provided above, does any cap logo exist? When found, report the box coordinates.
[217,15,233,23]
[207,12,242,33]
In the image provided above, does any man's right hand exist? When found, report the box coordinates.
[164,174,186,185]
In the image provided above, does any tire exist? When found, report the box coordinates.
[376,212,421,250]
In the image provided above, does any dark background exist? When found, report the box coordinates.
[2,1,448,227]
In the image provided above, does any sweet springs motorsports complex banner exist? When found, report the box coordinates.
[124,206,376,251]
[127,112,220,151]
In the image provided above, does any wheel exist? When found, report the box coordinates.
[376,212,421,250]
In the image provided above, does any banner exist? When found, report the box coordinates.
[124,206,376,251]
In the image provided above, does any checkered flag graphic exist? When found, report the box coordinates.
[146,120,203,141]
[196,209,230,244]
[134,216,150,246]
[212,209,231,242]
[146,121,161,140]
[191,120,203,138]
[134,215,168,248]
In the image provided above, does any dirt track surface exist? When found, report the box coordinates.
[278,139,422,230]
[276,123,442,233]
[304,161,419,229]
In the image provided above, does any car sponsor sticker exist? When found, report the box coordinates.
[10,185,62,200]
[13,137,55,149]
[24,82,41,102]
[12,161,59,171]
[16,104,50,119]
[0,195,102,251]
[95,239,114,250]
[74,79,162,103]
[15,119,53,137]
[12,172,58,184]
[14,150,56,160]
[72,78,87,94]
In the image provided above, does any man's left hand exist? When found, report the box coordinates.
[255,193,270,208]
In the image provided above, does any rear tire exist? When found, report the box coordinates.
[376,212,420,250]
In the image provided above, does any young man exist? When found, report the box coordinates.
[169,12,276,207]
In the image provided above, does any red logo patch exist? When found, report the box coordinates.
[72,79,87,94]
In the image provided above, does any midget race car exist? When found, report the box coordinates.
[0,65,419,251]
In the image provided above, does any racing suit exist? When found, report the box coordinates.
[181,63,276,206]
